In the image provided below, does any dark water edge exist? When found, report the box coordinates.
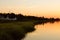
[0,20,60,40]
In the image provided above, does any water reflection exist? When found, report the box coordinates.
[24,22,60,40]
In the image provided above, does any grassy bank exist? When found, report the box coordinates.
[0,21,35,40]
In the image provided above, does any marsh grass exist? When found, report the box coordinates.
[0,21,35,40]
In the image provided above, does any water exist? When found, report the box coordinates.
[24,22,60,40]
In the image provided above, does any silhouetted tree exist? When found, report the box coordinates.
[0,13,3,18]
[16,14,24,20]
[6,13,16,19]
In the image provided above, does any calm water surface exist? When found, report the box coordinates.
[24,22,60,40]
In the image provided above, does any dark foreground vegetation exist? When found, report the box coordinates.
[0,13,60,40]
[0,21,35,40]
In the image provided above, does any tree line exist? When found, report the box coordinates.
[0,13,60,21]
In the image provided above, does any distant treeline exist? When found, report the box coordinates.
[0,13,60,21]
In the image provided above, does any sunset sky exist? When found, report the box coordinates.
[0,0,60,18]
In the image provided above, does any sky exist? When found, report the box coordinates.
[0,0,60,18]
